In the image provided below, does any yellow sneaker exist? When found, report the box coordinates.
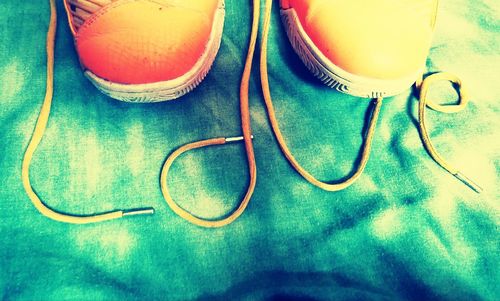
[279,0,437,98]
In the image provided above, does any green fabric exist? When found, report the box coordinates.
[1,1,499,300]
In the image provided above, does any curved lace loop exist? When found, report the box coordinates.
[160,137,255,228]
[417,72,482,193]
[160,0,260,227]
[21,0,154,224]
[259,0,382,192]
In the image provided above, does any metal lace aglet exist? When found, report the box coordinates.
[122,207,155,217]
[225,135,254,143]
[454,172,483,194]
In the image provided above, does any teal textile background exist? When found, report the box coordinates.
[1,1,499,300]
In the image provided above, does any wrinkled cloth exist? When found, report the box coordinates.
[0,1,498,300]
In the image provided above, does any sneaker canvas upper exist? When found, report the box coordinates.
[281,0,437,80]
[71,0,220,84]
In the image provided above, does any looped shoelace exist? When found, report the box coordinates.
[22,0,154,224]
[159,0,260,228]
[260,0,480,193]
[260,0,383,192]
[416,72,482,193]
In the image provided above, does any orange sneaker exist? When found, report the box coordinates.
[64,0,225,102]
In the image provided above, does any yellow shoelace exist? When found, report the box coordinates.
[416,72,482,193]
[260,0,480,193]
[159,0,260,228]
[22,0,154,224]
[260,0,383,192]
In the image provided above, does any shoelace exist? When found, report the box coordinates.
[22,0,154,224]
[416,72,482,193]
[260,0,481,193]
[260,0,383,192]
[159,0,260,228]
